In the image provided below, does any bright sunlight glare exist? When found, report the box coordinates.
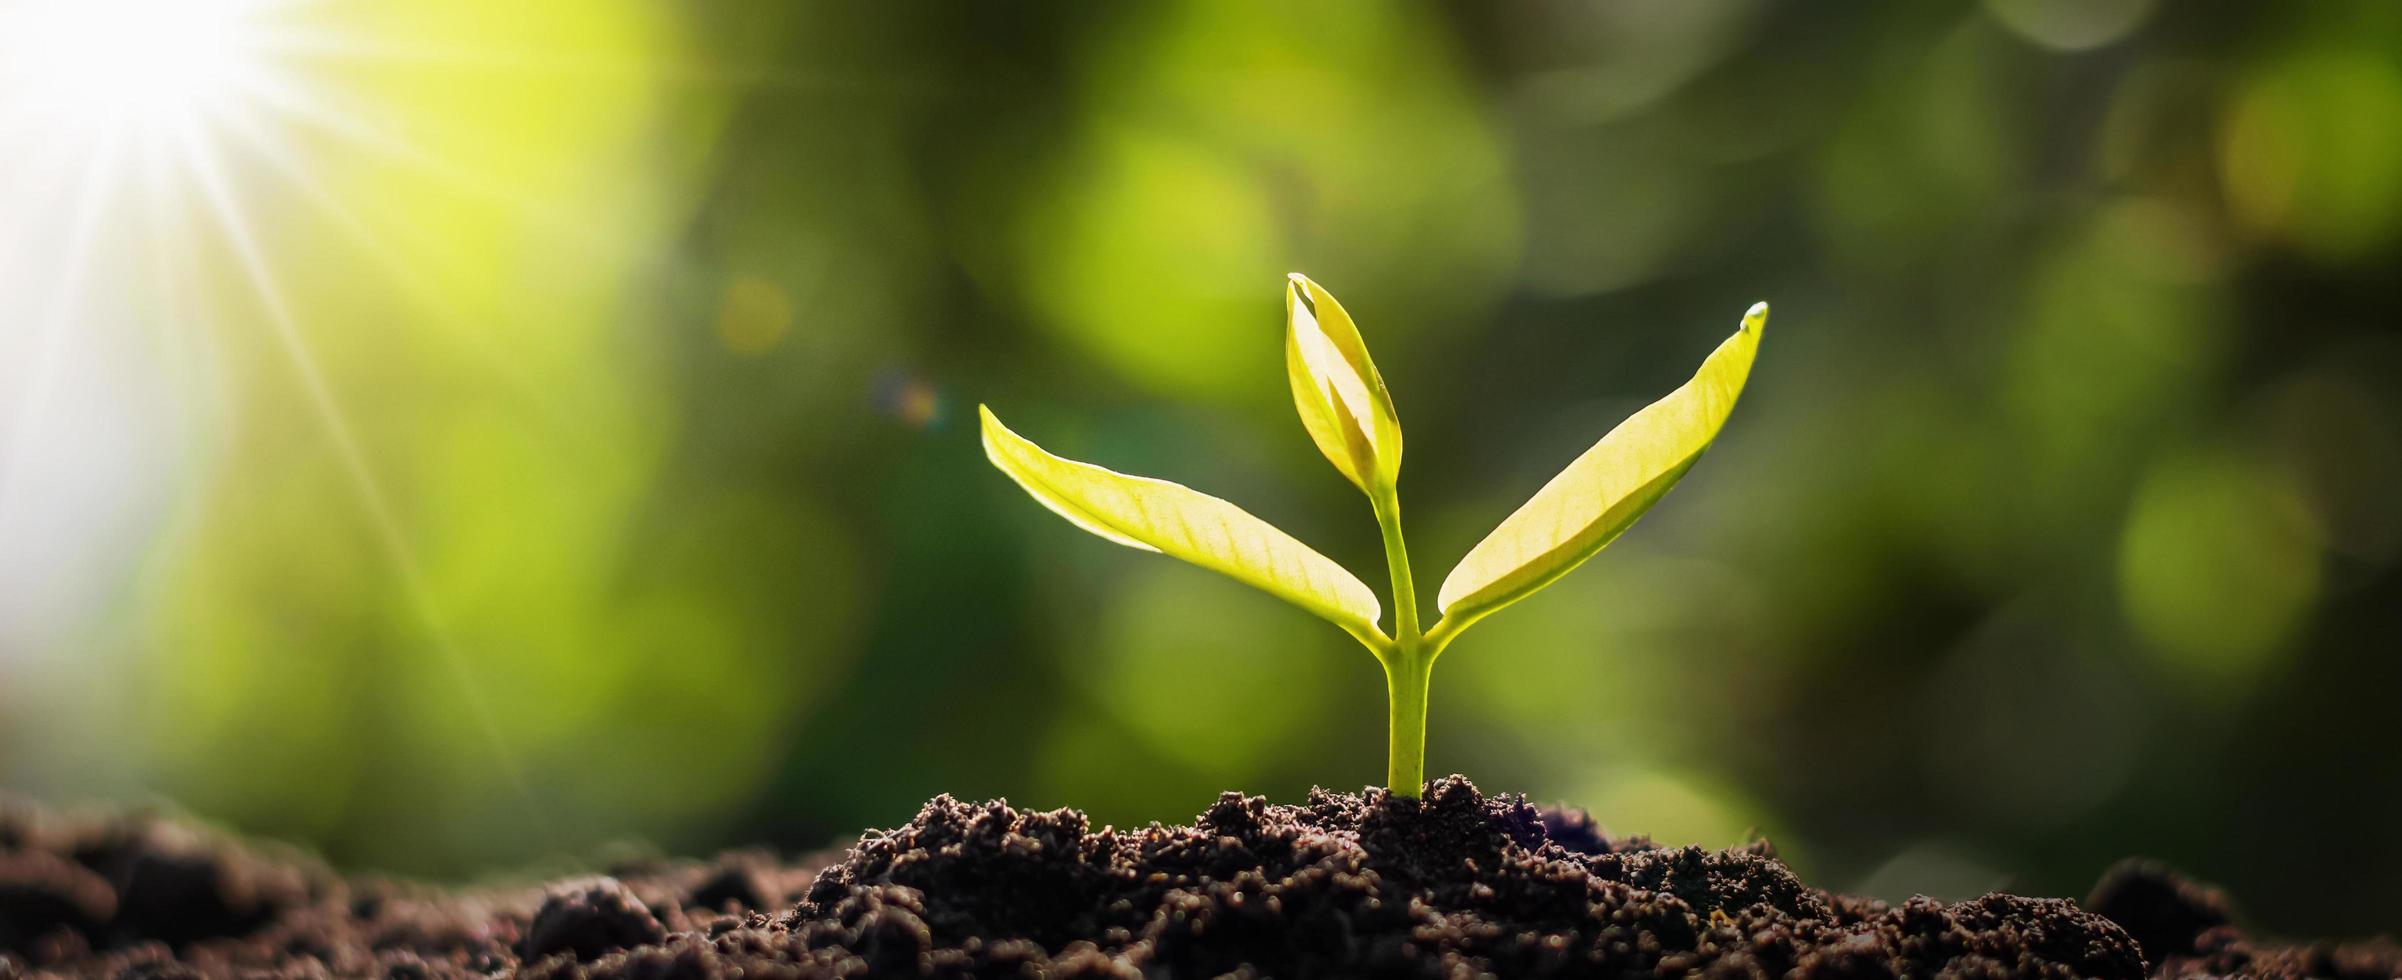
[0,0,262,143]
[1,0,547,818]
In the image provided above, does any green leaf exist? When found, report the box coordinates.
[1434,302,1768,631]
[1286,274,1402,494]
[980,405,1385,638]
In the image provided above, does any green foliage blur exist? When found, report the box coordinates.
[4,0,2400,937]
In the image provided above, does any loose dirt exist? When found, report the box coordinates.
[3,777,2391,977]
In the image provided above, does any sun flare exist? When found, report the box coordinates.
[0,0,558,810]
[0,0,272,147]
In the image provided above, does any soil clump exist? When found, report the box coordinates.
[2,778,2391,978]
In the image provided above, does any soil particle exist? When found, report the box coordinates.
[1,778,2394,978]
[686,856,785,916]
[0,852,115,953]
[519,878,668,965]
[2086,859,2402,980]
[2085,860,2237,966]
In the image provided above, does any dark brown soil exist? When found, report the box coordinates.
[2,778,2393,978]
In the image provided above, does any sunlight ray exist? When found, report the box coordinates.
[0,128,131,545]
[249,29,904,95]
[208,98,593,445]
[138,130,217,458]
[224,70,631,263]
[169,112,542,819]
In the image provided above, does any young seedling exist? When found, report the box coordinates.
[982,275,1767,797]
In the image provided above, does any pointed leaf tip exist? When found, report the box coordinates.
[1284,274,1403,495]
[979,403,1383,634]
[1435,303,1767,627]
[979,405,1156,552]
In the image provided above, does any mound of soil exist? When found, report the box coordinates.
[2,777,2394,978]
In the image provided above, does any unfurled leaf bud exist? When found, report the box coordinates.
[1285,273,1402,495]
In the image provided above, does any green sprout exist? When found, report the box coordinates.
[982,274,1767,796]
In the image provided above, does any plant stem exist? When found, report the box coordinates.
[1370,486,1428,796]
[1371,488,1420,645]
[1380,642,1432,796]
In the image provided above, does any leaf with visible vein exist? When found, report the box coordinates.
[1435,303,1768,633]
[980,405,1384,637]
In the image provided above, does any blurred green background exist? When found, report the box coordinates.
[3,0,2399,938]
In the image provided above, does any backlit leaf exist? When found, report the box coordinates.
[1286,273,1402,494]
[1435,303,1768,630]
[980,405,1384,636]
